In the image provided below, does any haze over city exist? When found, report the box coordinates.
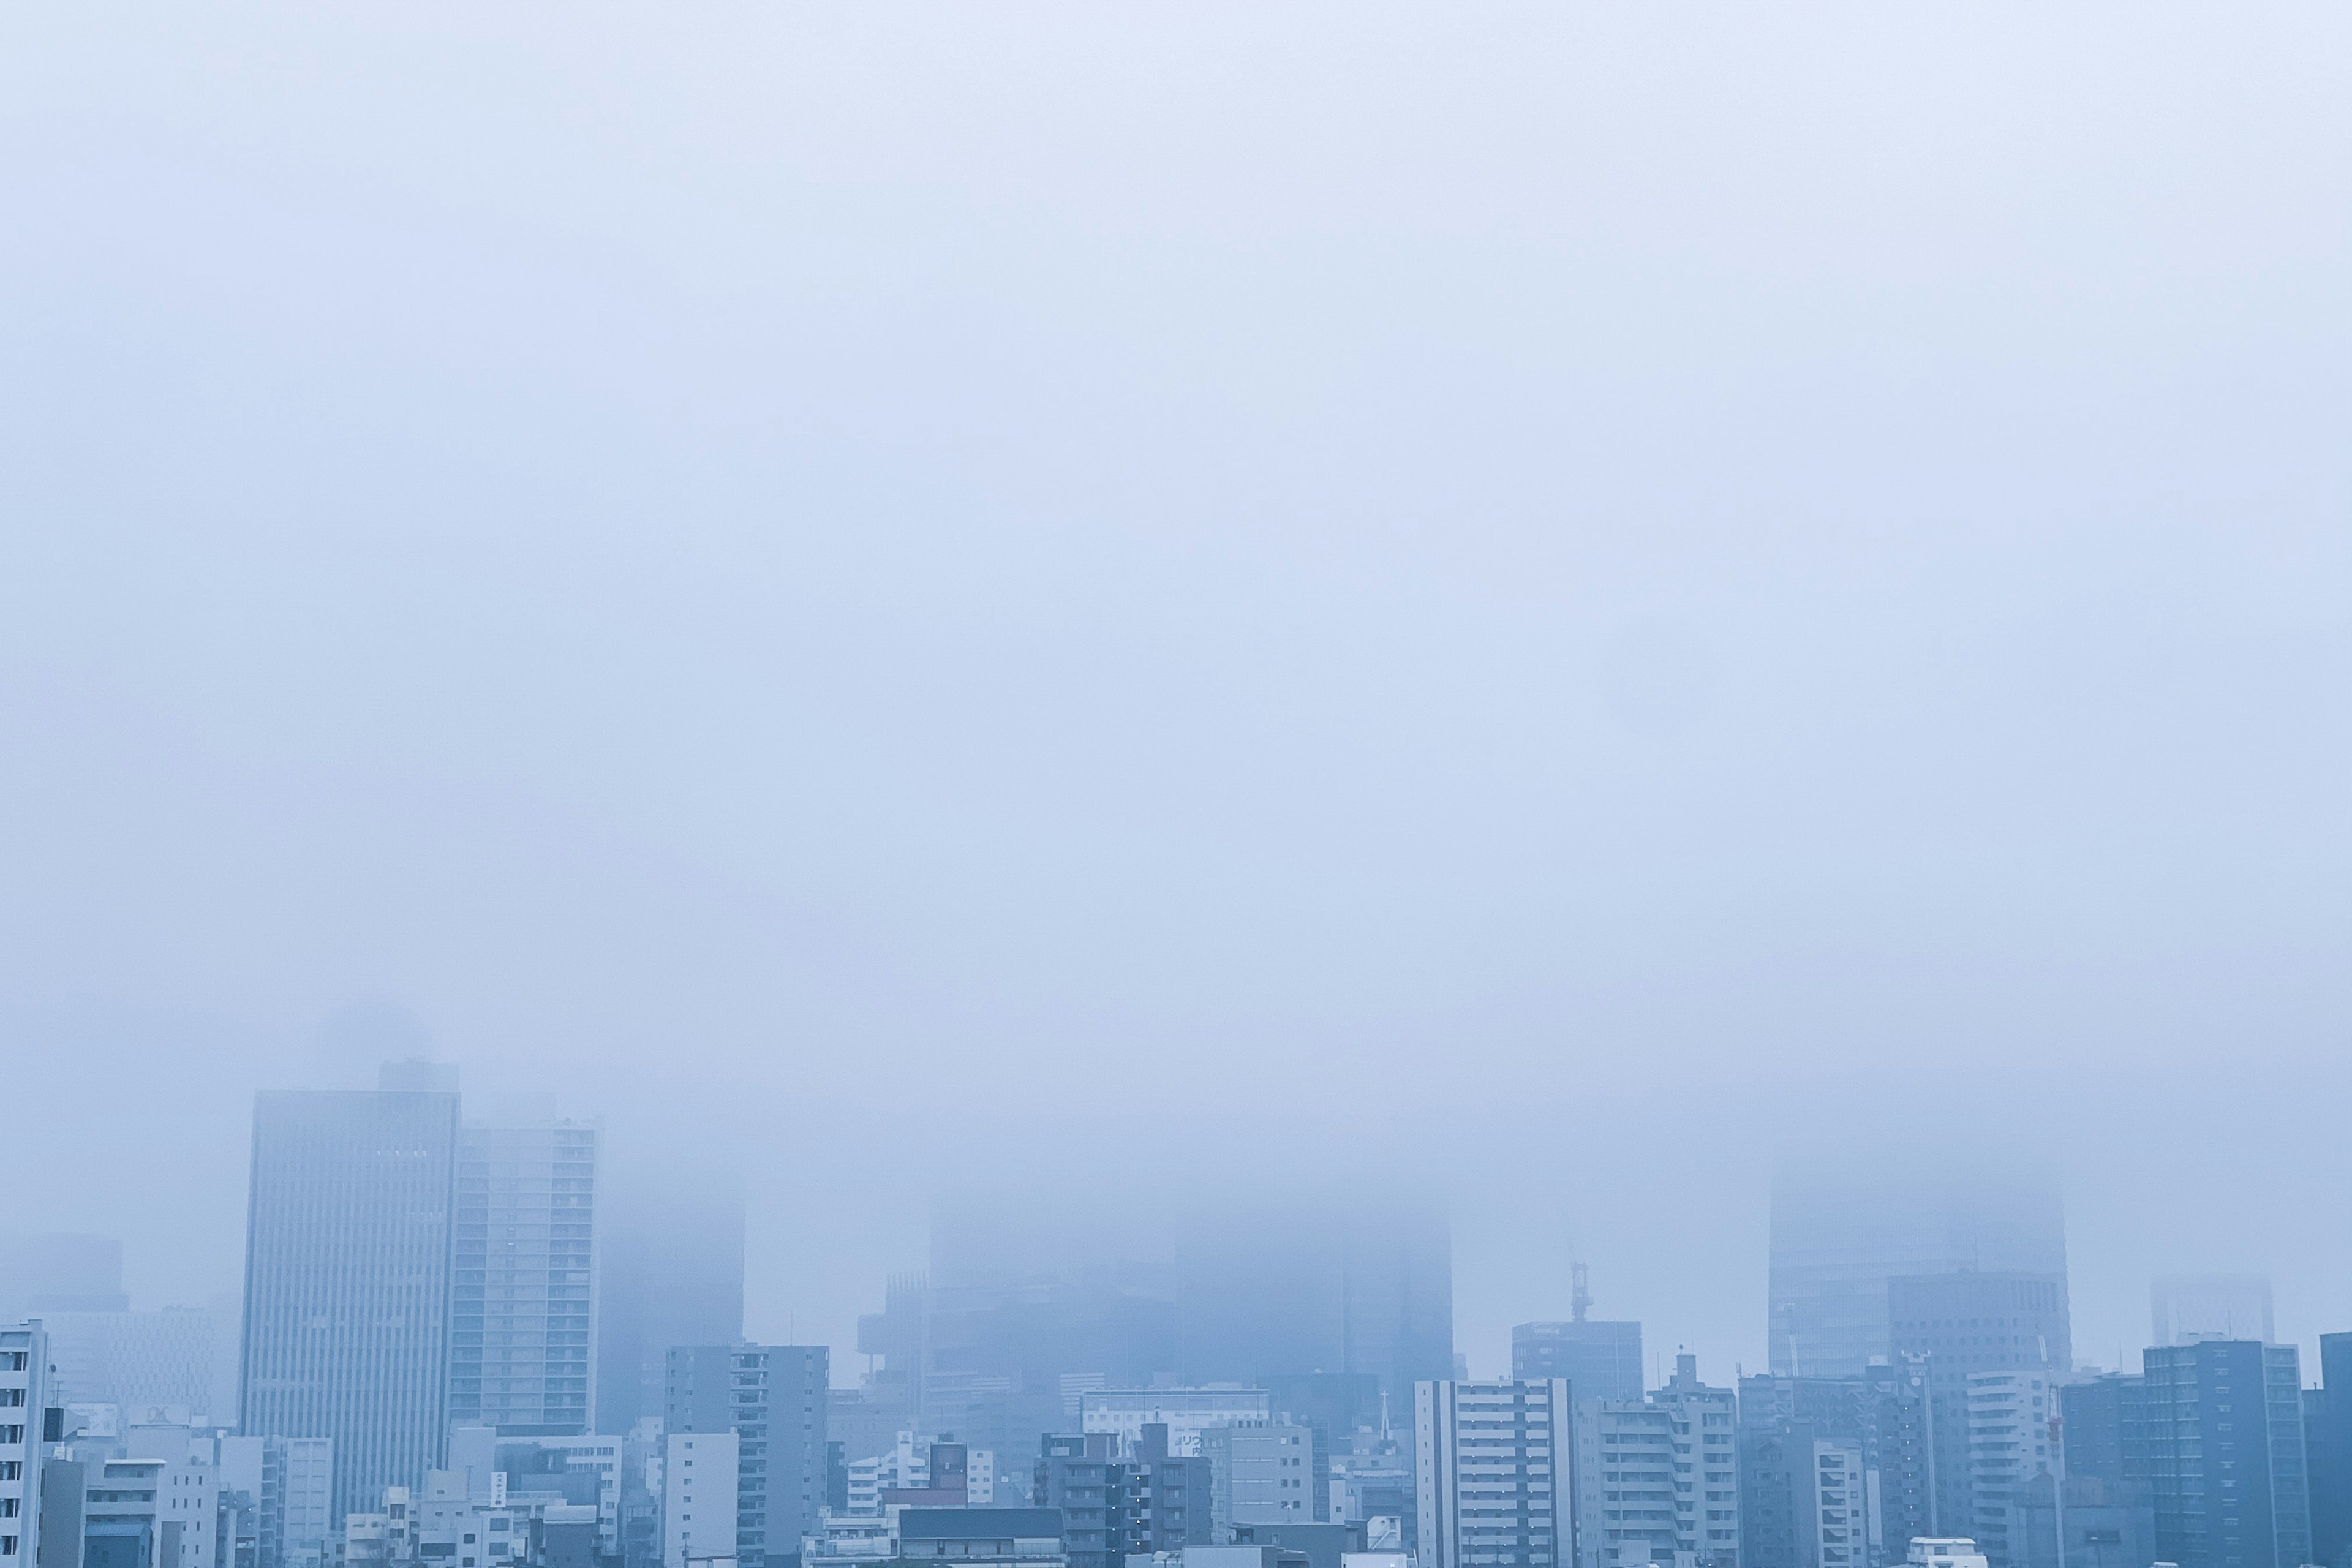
[1,9,2346,1568]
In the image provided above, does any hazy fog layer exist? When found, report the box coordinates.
[2,4,2346,1387]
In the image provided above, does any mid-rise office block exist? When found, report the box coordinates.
[450,1116,599,1438]
[1414,1380,1572,1568]
[1125,1428,1212,1555]
[1739,1359,1934,1568]
[1513,1324,1643,1409]
[1035,1435,1121,1568]
[1889,1275,2069,1542]
[239,1076,461,1523]
[1768,1170,2067,1380]
[2141,1340,2310,1568]
[1080,1394,1270,1461]
[217,1436,332,1568]
[1201,1423,1313,1532]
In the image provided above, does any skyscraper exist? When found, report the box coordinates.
[1768,1167,2068,1380]
[2141,1340,2310,1568]
[1414,1379,1573,1568]
[448,1110,600,1437]
[238,1070,461,1523]
[595,1152,744,1436]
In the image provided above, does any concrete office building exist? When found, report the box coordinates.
[2149,1280,2274,1350]
[1082,1396,1270,1461]
[217,1437,333,1568]
[1035,1434,1121,1568]
[1513,1325,1642,1409]
[1888,1273,2070,1542]
[665,1346,829,1568]
[1963,1371,2054,1568]
[1414,1380,1573,1568]
[39,1310,239,1427]
[450,1114,600,1438]
[663,1432,739,1568]
[2141,1340,2310,1568]
[1200,1425,1313,1533]
[1768,1169,2067,1381]
[239,1068,462,1523]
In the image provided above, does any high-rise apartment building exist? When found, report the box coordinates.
[238,1072,461,1523]
[2305,1334,2352,1568]
[2141,1340,2310,1568]
[1963,1370,2054,1568]
[665,1346,829,1568]
[2149,1280,2274,1349]
[1414,1380,1573,1568]
[1768,1169,2067,1381]
[1574,1356,1736,1568]
[449,1113,600,1437]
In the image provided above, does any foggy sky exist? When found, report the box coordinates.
[2,3,2346,1391]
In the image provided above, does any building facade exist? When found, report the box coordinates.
[448,1116,599,1438]
[1414,1380,1573,1568]
[2141,1340,2310,1568]
[665,1346,828,1568]
[238,1077,462,1523]
[1512,1324,1643,1409]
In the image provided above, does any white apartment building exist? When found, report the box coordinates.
[1806,1444,1864,1568]
[1965,1370,2054,1568]
[1414,1379,1574,1568]
[665,1432,741,1568]
[1,1324,50,1568]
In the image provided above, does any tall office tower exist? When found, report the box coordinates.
[1768,1167,2068,1380]
[1888,1273,2070,1542]
[1414,1380,1573,1568]
[2307,1334,2352,1568]
[2,1322,53,1568]
[239,1069,461,1525]
[2150,1278,2275,1348]
[597,1153,744,1438]
[0,1235,129,1317]
[2142,1340,2311,1568]
[1572,1355,1737,1568]
[448,1110,600,1437]
[665,1346,828,1568]
[1962,1370,2054,1568]
[1739,1359,1934,1568]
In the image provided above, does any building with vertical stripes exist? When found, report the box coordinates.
[238,1068,461,1525]
[1415,1379,1574,1568]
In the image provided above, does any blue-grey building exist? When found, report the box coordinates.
[2141,1340,2310,1568]
[2307,1332,2352,1568]
[448,1114,599,1437]
[238,1068,461,1523]
[665,1344,829,1568]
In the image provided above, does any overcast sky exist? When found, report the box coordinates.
[2,3,2346,1385]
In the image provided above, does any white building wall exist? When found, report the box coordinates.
[664,1432,740,1568]
[1082,1392,1272,1459]
[1415,1379,1574,1568]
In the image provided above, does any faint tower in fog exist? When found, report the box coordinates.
[239,1061,461,1521]
[1766,1161,2068,1379]
[595,1148,744,1434]
[448,1098,600,1436]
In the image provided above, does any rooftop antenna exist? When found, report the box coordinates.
[1572,1261,1593,1324]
